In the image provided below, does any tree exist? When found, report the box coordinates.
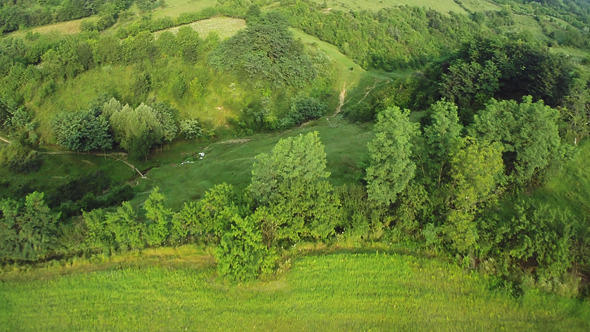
[249,132,339,241]
[176,26,200,64]
[560,78,590,145]
[143,187,172,246]
[209,15,316,89]
[151,102,179,145]
[52,109,113,152]
[366,106,419,207]
[179,119,202,139]
[471,96,563,185]
[440,60,500,113]
[214,211,273,282]
[106,201,143,251]
[109,103,163,159]
[444,137,504,254]
[281,96,327,128]
[422,100,463,188]
[0,192,60,262]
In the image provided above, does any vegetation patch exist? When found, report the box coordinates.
[155,16,246,39]
[1,251,589,330]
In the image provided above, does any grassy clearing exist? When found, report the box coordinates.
[0,147,136,200]
[155,17,246,39]
[152,0,218,19]
[7,17,88,37]
[1,248,588,330]
[311,0,467,14]
[133,119,373,210]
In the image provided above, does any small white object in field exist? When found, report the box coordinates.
[199,152,205,157]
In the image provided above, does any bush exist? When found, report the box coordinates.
[179,119,203,139]
[280,96,327,128]
[215,212,274,282]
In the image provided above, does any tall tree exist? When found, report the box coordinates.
[143,187,172,246]
[471,96,563,185]
[0,192,60,262]
[52,109,112,152]
[249,132,339,241]
[422,100,463,188]
[444,137,504,253]
[366,106,419,207]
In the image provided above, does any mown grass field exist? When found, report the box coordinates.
[155,16,246,39]
[1,247,588,331]
[133,119,373,210]
[311,0,468,14]
[152,0,218,19]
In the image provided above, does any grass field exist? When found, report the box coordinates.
[0,147,136,200]
[133,119,373,210]
[1,247,588,330]
[155,17,246,39]
[152,0,218,19]
[311,0,468,14]
[291,28,366,91]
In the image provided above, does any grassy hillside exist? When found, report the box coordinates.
[155,16,246,39]
[310,0,468,14]
[152,0,218,19]
[1,247,588,330]
[133,119,373,210]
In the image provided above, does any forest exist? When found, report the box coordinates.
[1,0,590,329]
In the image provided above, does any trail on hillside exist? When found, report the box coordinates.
[356,80,379,106]
[335,84,347,115]
[40,150,145,178]
[1,134,145,178]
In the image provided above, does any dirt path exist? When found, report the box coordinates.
[1,133,147,178]
[41,150,145,178]
[355,80,378,106]
[335,84,347,115]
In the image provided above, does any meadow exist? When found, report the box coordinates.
[1,246,588,331]
[310,0,469,14]
[132,118,374,210]
[155,17,246,39]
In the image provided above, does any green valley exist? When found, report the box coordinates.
[1,0,590,329]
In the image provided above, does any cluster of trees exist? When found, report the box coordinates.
[0,0,133,34]
[280,1,481,70]
[367,36,582,127]
[51,97,202,159]
[364,97,581,290]
[209,13,316,89]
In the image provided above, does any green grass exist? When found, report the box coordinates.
[311,0,468,14]
[152,0,218,19]
[133,119,373,210]
[1,247,588,330]
[0,148,136,200]
[291,28,366,90]
[155,17,246,39]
